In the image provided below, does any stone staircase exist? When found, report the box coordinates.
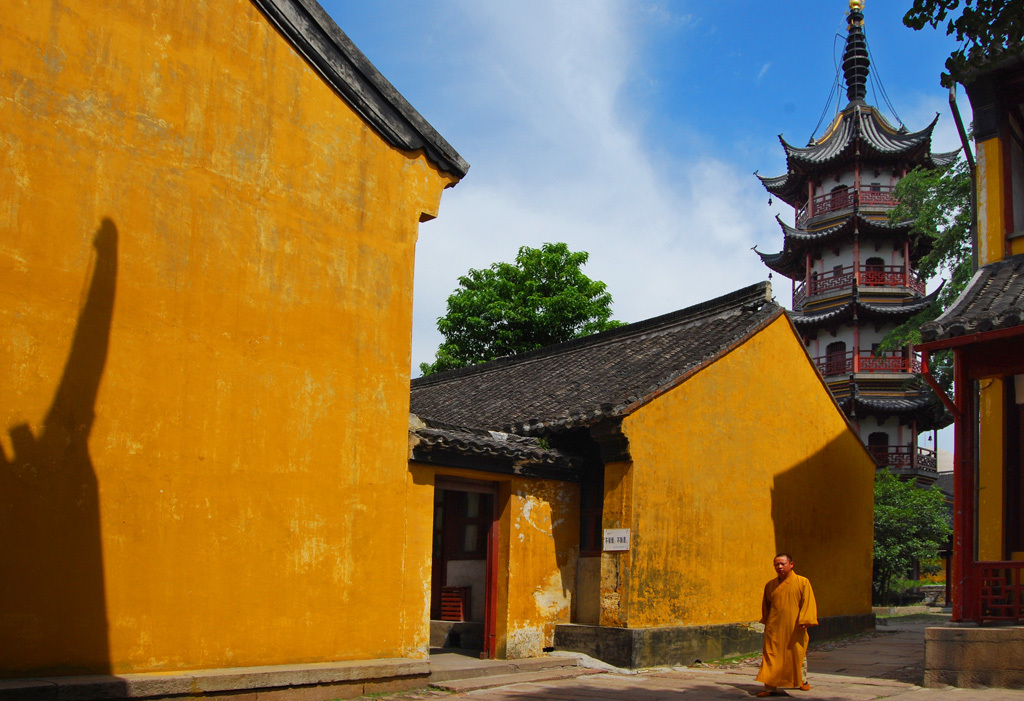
[428,651,601,693]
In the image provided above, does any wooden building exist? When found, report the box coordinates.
[918,52,1024,690]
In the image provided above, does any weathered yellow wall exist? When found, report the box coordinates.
[977,379,1006,560]
[619,315,875,628]
[976,138,1007,266]
[406,464,578,660]
[1,0,455,676]
[504,478,579,658]
[599,461,633,627]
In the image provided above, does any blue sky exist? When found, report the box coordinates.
[324,2,962,450]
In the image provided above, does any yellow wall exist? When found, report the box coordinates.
[1,0,455,676]
[406,464,578,660]
[618,315,875,628]
[504,478,579,658]
[977,379,1006,560]
[599,461,633,627]
[976,138,1007,266]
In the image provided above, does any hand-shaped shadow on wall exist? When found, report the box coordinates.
[1,219,117,676]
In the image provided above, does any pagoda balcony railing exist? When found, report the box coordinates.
[974,562,1024,623]
[792,265,925,307]
[813,350,923,377]
[795,185,897,227]
[869,445,937,471]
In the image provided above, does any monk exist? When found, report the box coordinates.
[755,553,817,697]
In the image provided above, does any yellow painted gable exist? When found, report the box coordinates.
[620,314,875,628]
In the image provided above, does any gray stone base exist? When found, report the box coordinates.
[0,658,429,700]
[554,614,875,669]
[924,625,1024,689]
[430,620,484,650]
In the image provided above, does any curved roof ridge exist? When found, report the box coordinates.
[859,283,943,315]
[252,0,469,177]
[411,284,785,432]
[413,282,774,387]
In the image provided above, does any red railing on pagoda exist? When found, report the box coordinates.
[972,562,1024,623]
[792,264,925,307]
[869,445,937,471]
[813,350,922,376]
[795,184,897,227]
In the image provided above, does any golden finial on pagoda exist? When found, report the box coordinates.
[850,0,864,11]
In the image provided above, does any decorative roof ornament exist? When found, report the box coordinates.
[843,0,870,103]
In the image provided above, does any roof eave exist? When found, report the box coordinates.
[251,0,469,178]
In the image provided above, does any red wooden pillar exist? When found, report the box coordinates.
[904,240,911,288]
[854,237,861,285]
[952,349,977,621]
[853,322,861,373]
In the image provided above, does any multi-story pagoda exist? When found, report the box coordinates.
[755,0,956,482]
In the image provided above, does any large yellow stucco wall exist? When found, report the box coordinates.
[406,464,578,660]
[1,0,455,676]
[618,315,875,628]
[502,478,579,658]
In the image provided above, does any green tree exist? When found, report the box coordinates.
[873,472,952,605]
[420,243,625,375]
[903,0,1024,84]
[881,157,972,392]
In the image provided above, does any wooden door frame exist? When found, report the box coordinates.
[433,477,500,658]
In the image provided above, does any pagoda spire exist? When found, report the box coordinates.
[843,0,870,104]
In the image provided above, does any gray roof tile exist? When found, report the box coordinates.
[411,282,780,434]
[921,253,1024,342]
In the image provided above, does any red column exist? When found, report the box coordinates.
[806,251,812,295]
[853,322,861,373]
[854,238,861,285]
[904,240,911,288]
[952,349,977,621]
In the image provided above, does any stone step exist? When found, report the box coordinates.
[428,653,580,682]
[429,667,601,692]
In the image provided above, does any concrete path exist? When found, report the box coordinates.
[360,614,1024,700]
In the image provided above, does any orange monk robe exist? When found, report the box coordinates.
[755,573,818,688]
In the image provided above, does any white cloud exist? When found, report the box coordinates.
[411,1,782,371]
[757,63,771,83]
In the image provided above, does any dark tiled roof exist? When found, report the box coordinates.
[755,247,803,278]
[758,106,957,205]
[859,286,942,319]
[756,216,927,282]
[921,254,1024,343]
[845,391,952,430]
[411,282,781,434]
[782,109,947,169]
[409,420,591,480]
[791,288,939,329]
[791,303,854,327]
[251,0,469,177]
[933,471,954,499]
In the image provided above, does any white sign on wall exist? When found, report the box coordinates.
[603,528,630,552]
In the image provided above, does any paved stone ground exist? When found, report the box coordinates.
[357,614,1024,700]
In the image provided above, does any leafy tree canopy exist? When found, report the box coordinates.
[419,243,625,375]
[881,157,972,391]
[873,471,952,604]
[903,0,1024,83]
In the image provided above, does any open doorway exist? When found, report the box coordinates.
[430,479,498,658]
